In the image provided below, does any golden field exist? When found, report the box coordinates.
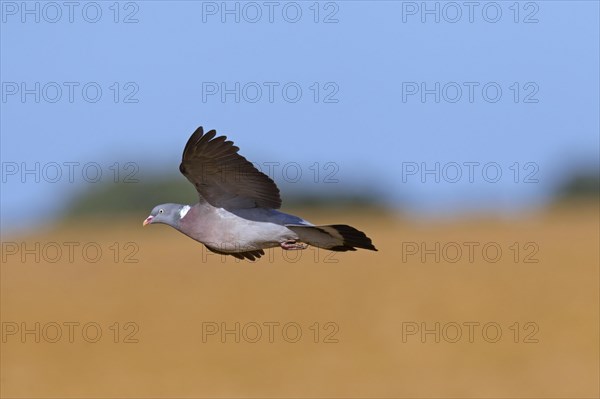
[1,205,598,398]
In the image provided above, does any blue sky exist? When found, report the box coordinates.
[1,1,599,233]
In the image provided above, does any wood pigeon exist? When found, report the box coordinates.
[143,127,377,260]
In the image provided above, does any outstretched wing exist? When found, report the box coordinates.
[179,127,282,209]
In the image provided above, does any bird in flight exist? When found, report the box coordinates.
[143,127,377,260]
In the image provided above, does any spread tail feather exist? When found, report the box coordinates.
[285,224,377,252]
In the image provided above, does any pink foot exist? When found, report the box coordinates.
[280,240,308,250]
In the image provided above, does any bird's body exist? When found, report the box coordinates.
[178,203,305,252]
[143,127,377,260]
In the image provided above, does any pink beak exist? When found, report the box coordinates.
[142,216,153,226]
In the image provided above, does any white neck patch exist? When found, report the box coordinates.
[179,205,191,219]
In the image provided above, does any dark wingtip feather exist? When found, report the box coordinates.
[205,246,265,261]
[332,225,377,252]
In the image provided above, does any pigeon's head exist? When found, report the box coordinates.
[143,204,190,227]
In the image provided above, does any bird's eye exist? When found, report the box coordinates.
[159,209,164,214]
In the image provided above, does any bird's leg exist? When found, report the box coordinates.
[280,240,308,250]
